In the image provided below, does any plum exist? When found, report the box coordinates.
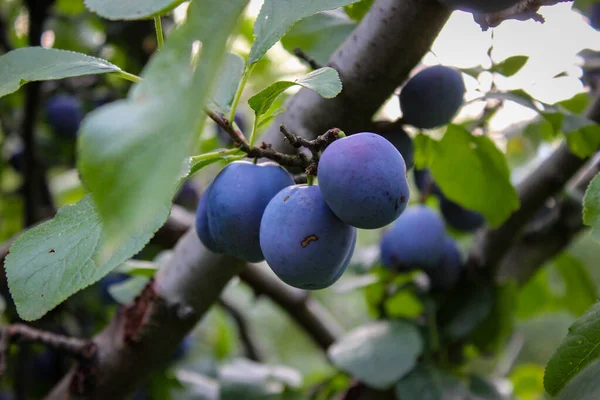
[380,206,446,271]
[439,196,485,232]
[45,94,84,138]
[195,184,224,254]
[413,168,441,196]
[425,237,462,290]
[318,132,410,229]
[208,161,294,262]
[399,65,465,129]
[260,185,355,290]
[438,0,521,13]
[378,127,415,170]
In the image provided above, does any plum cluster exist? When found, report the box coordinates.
[414,168,484,232]
[380,205,462,291]
[196,132,410,290]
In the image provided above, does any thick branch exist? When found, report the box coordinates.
[473,0,573,30]
[47,230,245,399]
[470,94,600,275]
[262,0,451,150]
[239,264,343,350]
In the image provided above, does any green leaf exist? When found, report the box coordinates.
[328,320,423,389]
[491,55,529,77]
[344,0,374,20]
[249,0,361,65]
[248,67,342,118]
[78,0,247,247]
[0,47,121,98]
[210,53,245,114]
[394,365,470,400]
[108,276,150,305]
[484,90,539,112]
[559,93,591,115]
[84,0,184,20]
[555,359,600,400]
[281,11,356,66]
[115,260,158,277]
[219,359,302,400]
[384,290,424,319]
[566,124,600,158]
[544,301,600,396]
[429,125,519,227]
[4,195,169,320]
[583,172,600,242]
[554,254,597,316]
[510,364,545,400]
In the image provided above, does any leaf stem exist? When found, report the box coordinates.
[249,112,260,147]
[190,148,241,164]
[116,70,143,83]
[154,16,164,50]
[229,63,255,124]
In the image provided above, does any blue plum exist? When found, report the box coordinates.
[45,94,84,138]
[425,237,462,291]
[438,0,521,13]
[318,132,410,229]
[439,196,485,232]
[380,206,446,271]
[195,184,224,254]
[260,185,355,290]
[208,161,294,262]
[378,127,415,170]
[399,66,465,129]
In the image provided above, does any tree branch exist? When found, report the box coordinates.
[469,94,600,276]
[47,230,245,399]
[239,264,344,350]
[218,296,264,362]
[473,0,574,30]
[261,0,452,150]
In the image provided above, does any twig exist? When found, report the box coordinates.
[473,0,573,30]
[218,297,263,362]
[0,324,96,376]
[239,264,343,350]
[293,48,322,70]
[206,110,343,175]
